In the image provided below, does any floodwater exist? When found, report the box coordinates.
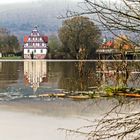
[0,60,140,140]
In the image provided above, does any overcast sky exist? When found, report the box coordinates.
[0,0,38,4]
[0,0,82,4]
[0,0,118,5]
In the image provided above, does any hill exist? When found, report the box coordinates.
[0,0,78,43]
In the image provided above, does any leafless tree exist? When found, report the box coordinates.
[59,99,140,140]
[58,1,140,139]
[60,0,140,44]
[79,0,140,35]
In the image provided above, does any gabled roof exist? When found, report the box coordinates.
[23,27,48,44]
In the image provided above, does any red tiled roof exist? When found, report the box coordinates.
[42,36,48,43]
[101,41,114,48]
[24,36,29,43]
[106,41,113,47]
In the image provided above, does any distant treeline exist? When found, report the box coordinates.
[0,28,20,56]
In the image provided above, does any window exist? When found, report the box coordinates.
[25,43,28,47]
[40,49,43,53]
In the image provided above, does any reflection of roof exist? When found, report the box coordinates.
[24,75,29,86]
[24,74,48,92]
[32,83,39,93]
[42,77,48,83]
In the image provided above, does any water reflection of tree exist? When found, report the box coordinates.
[0,62,20,88]
[59,61,97,92]
[89,61,140,139]
[97,61,140,88]
[76,61,140,139]
[58,61,140,93]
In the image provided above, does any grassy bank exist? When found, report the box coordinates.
[0,56,22,60]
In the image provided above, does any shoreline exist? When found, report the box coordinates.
[0,59,140,62]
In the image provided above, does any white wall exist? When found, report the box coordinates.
[24,49,47,54]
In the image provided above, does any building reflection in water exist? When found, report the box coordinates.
[0,62,2,72]
[24,61,48,93]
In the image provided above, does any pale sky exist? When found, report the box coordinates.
[0,0,37,4]
[0,0,119,5]
[0,0,82,4]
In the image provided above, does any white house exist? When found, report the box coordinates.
[23,27,48,59]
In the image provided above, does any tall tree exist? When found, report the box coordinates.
[59,1,140,139]
[0,28,20,55]
[48,35,62,59]
[58,16,102,59]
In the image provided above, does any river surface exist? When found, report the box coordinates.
[0,60,139,140]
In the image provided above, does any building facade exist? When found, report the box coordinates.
[23,27,48,59]
[96,35,135,60]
